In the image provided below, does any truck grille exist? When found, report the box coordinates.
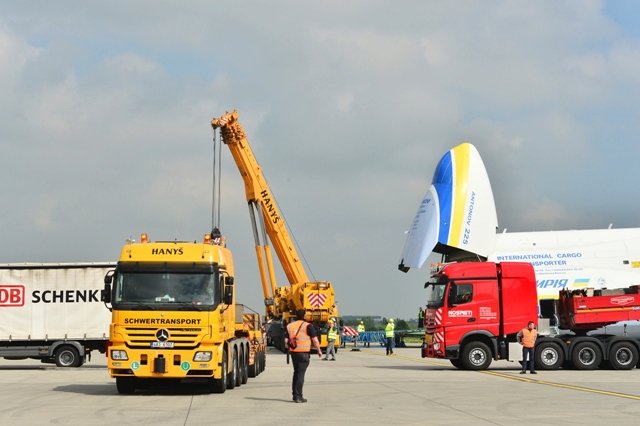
[122,327,205,349]
[426,318,437,332]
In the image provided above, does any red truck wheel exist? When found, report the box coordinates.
[535,342,563,370]
[450,358,464,369]
[461,342,492,370]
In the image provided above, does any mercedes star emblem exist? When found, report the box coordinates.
[156,329,170,342]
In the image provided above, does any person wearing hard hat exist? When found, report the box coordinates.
[323,318,338,361]
[385,318,395,355]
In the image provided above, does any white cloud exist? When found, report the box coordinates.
[1,1,640,319]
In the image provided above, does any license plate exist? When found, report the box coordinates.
[425,334,433,345]
[151,341,174,348]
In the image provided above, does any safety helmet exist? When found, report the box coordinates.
[389,318,394,323]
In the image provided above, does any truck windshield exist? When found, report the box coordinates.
[425,283,447,309]
[113,265,219,311]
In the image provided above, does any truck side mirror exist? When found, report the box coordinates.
[223,276,234,305]
[224,284,233,305]
[102,270,114,305]
[102,283,112,303]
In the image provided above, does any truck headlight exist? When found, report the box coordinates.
[111,350,128,360]
[433,342,441,351]
[194,351,212,362]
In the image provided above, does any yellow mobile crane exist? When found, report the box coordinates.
[211,110,339,352]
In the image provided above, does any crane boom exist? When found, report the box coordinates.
[211,110,339,351]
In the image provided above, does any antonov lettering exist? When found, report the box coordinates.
[465,191,476,226]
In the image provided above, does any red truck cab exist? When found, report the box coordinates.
[423,262,538,369]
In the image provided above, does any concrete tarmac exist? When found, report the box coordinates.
[1,346,640,425]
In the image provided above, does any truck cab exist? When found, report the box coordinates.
[423,262,538,369]
[104,233,264,394]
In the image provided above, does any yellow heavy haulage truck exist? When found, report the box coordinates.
[103,233,265,394]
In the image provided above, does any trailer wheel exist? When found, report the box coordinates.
[209,350,227,394]
[535,342,564,370]
[227,350,237,389]
[572,342,601,370]
[609,342,638,370]
[116,377,136,394]
[260,350,266,372]
[461,342,492,370]
[54,346,81,368]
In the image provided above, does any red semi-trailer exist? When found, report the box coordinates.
[422,262,640,370]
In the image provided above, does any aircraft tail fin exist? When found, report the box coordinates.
[399,142,498,271]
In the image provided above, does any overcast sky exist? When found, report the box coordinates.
[1,1,639,320]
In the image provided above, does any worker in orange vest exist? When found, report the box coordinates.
[286,309,322,403]
[517,320,538,374]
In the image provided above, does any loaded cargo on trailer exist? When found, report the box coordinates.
[0,263,113,367]
[422,261,640,370]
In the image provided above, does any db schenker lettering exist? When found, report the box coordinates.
[32,289,101,303]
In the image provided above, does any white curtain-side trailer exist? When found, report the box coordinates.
[0,263,114,367]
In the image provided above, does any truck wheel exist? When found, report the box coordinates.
[450,358,465,369]
[572,342,601,370]
[248,354,257,378]
[609,342,638,370]
[227,350,237,389]
[209,350,227,394]
[54,346,81,368]
[535,342,564,370]
[116,377,136,394]
[241,350,249,384]
[461,342,492,370]
[234,351,242,387]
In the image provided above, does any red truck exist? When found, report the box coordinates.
[422,262,640,370]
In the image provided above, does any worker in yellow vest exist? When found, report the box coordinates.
[517,320,538,374]
[286,309,322,403]
[323,318,338,361]
[357,320,366,347]
[385,318,395,355]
